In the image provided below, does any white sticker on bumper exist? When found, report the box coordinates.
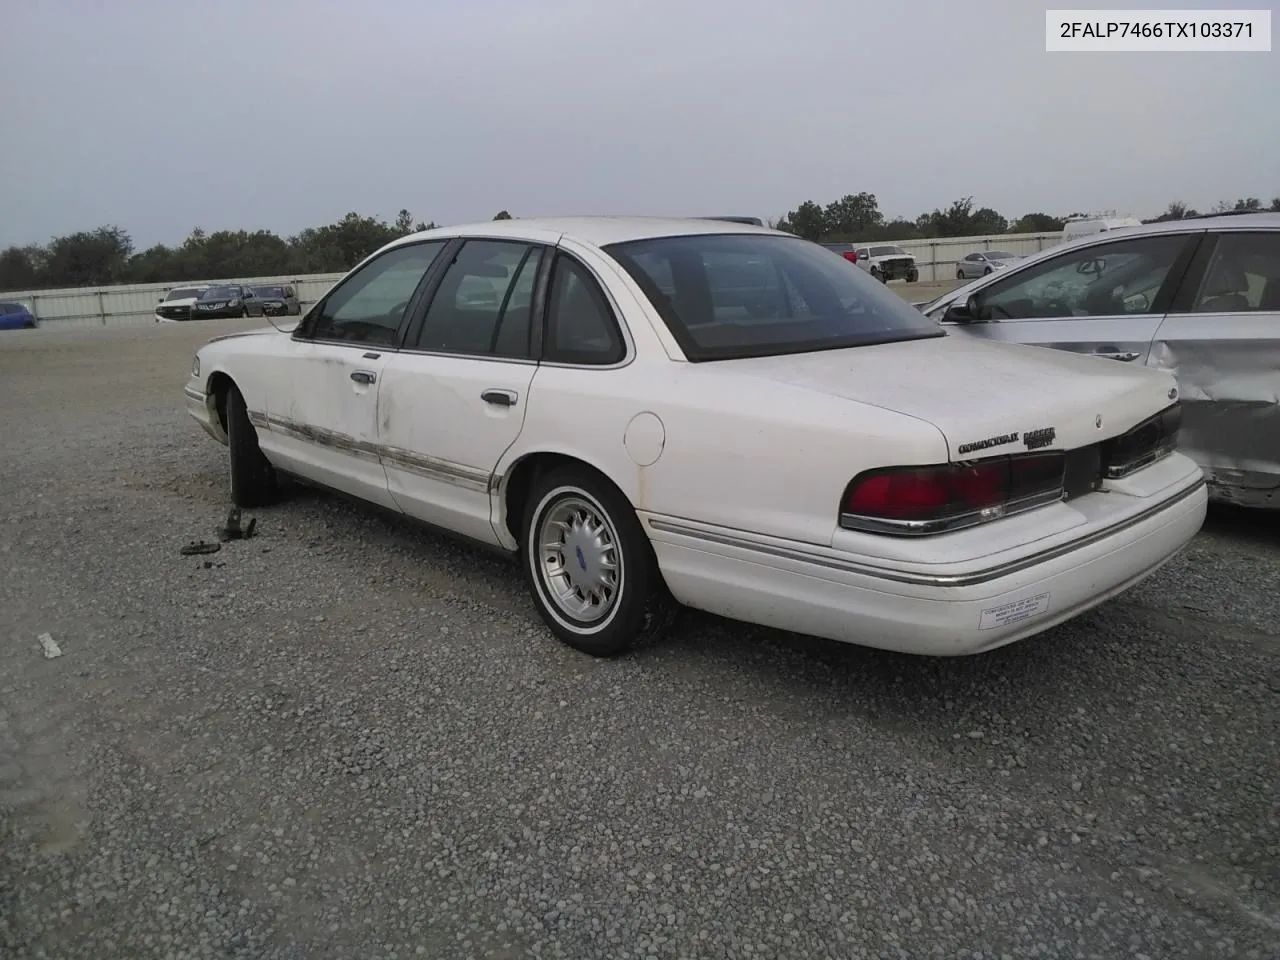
[979,591,1051,630]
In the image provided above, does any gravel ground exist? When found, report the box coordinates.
[1,316,1277,960]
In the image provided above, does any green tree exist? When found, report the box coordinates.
[917,198,1006,238]
[43,226,134,286]
[394,209,415,234]
[821,192,883,239]
[492,210,513,220]
[0,246,43,289]
[1012,212,1065,233]
[780,200,827,241]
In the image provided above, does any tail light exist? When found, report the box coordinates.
[840,452,1066,536]
[1102,403,1181,478]
[842,251,858,263]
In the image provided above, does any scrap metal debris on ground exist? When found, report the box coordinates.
[37,632,62,659]
[179,509,259,557]
[217,508,257,542]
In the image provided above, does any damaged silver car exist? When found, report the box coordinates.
[918,213,1280,509]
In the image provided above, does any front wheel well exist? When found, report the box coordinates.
[206,371,235,434]
[503,453,625,544]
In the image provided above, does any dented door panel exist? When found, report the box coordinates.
[1149,311,1280,507]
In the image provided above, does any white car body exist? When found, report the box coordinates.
[1061,217,1143,244]
[185,217,1206,658]
[155,285,211,323]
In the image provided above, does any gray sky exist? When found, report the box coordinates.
[2,0,1276,249]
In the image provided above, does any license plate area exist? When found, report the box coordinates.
[1063,443,1103,501]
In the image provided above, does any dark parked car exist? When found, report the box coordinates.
[0,301,38,330]
[193,284,252,319]
[247,283,301,318]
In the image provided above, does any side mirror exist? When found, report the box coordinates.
[943,294,983,323]
[158,296,165,303]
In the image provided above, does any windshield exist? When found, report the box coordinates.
[869,245,907,257]
[166,287,203,300]
[603,233,943,361]
[202,286,240,300]
[253,285,286,298]
[986,251,1015,260]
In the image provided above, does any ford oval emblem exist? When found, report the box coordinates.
[1168,387,1178,400]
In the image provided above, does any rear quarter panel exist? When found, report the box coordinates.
[505,361,947,548]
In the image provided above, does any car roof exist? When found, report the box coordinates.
[1094,212,1280,237]
[386,215,779,251]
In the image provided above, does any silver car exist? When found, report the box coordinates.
[919,213,1280,509]
[955,250,1022,280]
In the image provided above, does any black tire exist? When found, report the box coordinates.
[869,267,881,282]
[983,266,992,275]
[522,465,675,657]
[226,384,277,507]
[956,269,965,280]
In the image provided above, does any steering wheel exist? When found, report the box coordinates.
[387,299,411,322]
[985,300,1013,319]
[1077,259,1105,277]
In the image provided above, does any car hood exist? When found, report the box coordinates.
[721,335,1176,459]
[206,325,291,344]
[868,252,914,261]
[159,297,202,308]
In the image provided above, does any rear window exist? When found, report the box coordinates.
[604,233,943,362]
[253,285,286,297]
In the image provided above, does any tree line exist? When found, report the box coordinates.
[1,194,1275,293]
[773,193,1280,243]
[0,208,509,293]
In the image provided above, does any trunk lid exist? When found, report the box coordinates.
[724,334,1176,459]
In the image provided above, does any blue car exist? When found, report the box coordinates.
[0,301,38,330]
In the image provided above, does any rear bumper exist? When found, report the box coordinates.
[644,468,1207,656]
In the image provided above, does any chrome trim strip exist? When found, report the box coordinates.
[1105,444,1175,480]
[840,487,1066,537]
[264,414,382,464]
[255,415,493,492]
[183,386,207,403]
[647,476,1205,589]
[379,445,490,492]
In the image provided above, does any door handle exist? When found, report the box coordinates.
[481,388,518,407]
[350,369,377,384]
[1095,351,1140,362]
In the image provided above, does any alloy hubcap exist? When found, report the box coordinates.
[537,496,621,623]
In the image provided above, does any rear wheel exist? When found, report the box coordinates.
[226,384,277,507]
[522,465,674,657]
[983,266,993,275]
[956,268,965,280]
[870,267,882,283]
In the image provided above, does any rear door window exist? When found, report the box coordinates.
[1190,232,1280,313]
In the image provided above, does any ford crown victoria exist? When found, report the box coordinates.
[185,217,1207,657]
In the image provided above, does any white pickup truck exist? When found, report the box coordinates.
[822,242,919,283]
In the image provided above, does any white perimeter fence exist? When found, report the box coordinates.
[2,231,1064,329]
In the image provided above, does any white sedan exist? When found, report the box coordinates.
[184,217,1207,658]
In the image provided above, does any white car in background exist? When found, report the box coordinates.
[154,285,211,323]
[185,217,1206,659]
[956,250,1023,280]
